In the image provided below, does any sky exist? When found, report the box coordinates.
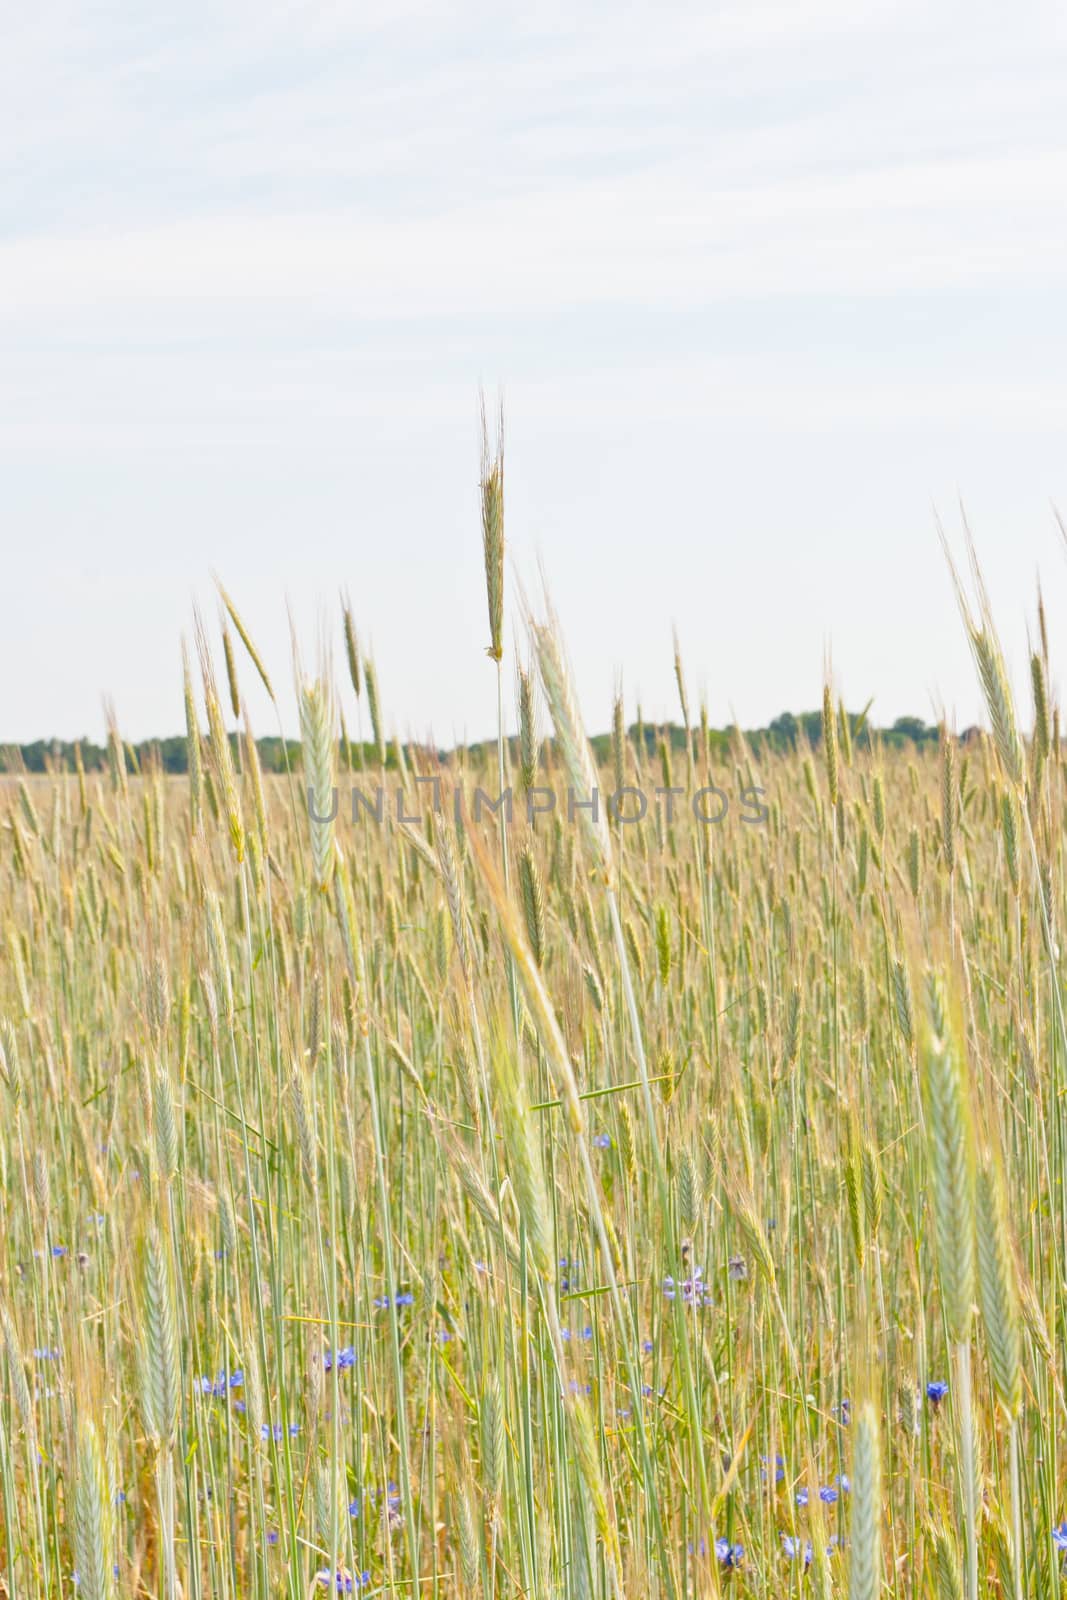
[3,0,1067,748]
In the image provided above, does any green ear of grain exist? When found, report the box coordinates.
[976,1155,1022,1416]
[73,1418,114,1600]
[848,1400,882,1600]
[922,978,976,1345]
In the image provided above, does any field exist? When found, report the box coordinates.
[0,551,1064,1599]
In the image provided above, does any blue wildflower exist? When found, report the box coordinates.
[260,1422,299,1442]
[593,1133,612,1149]
[926,1380,949,1406]
[1053,1523,1067,1553]
[663,1266,713,1307]
[323,1347,356,1372]
[714,1537,744,1569]
[782,1535,813,1567]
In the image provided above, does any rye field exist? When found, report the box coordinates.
[1,527,1066,1599]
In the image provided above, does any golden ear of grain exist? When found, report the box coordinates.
[214,576,275,701]
[941,730,956,871]
[822,681,839,807]
[940,529,1023,787]
[530,608,614,882]
[221,618,241,719]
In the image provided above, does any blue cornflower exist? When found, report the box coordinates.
[1053,1523,1067,1553]
[323,1347,356,1372]
[314,1570,362,1592]
[663,1267,713,1307]
[832,1398,852,1425]
[51,1246,68,1258]
[260,1422,299,1442]
[581,1326,593,1341]
[267,1530,279,1546]
[714,1537,744,1570]
[926,1380,949,1406]
[760,1453,786,1484]
[199,1368,244,1399]
[782,1535,813,1567]
[642,1339,654,1353]
[796,1487,809,1507]
[593,1133,612,1149]
[818,1485,838,1504]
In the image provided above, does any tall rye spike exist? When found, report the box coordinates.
[922,977,975,1345]
[530,603,613,881]
[976,1154,1022,1417]
[73,1418,114,1600]
[848,1401,882,1600]
[300,677,337,893]
[480,394,505,662]
[342,595,361,698]
[214,575,275,701]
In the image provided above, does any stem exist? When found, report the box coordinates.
[1010,1416,1023,1600]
